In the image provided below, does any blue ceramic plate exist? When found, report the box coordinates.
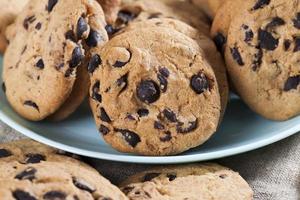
[0,56,299,164]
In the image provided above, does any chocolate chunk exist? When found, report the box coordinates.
[163,109,177,123]
[23,15,36,30]
[166,173,177,181]
[293,13,300,29]
[105,24,120,36]
[100,107,111,123]
[230,47,245,66]
[136,80,160,104]
[143,173,160,182]
[86,29,102,47]
[159,67,170,78]
[88,54,102,74]
[252,0,270,10]
[25,153,46,164]
[242,25,254,44]
[265,17,285,30]
[213,32,226,53]
[284,75,300,91]
[69,46,83,68]
[258,29,279,51]
[0,148,11,158]
[43,191,66,200]
[13,190,36,200]
[117,10,136,25]
[92,81,102,102]
[47,0,58,12]
[114,129,141,147]
[65,30,76,42]
[157,74,168,93]
[293,37,300,52]
[284,40,291,51]
[126,114,136,121]
[35,22,42,30]
[160,132,172,142]
[15,167,37,181]
[36,59,44,69]
[2,82,6,93]
[24,101,39,111]
[73,177,96,193]
[117,73,129,94]
[176,120,198,134]
[99,125,110,135]
[252,48,263,71]
[137,109,149,117]
[190,72,210,94]
[77,17,88,39]
[112,50,132,68]
[154,121,165,130]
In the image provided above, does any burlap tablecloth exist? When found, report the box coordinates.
[0,120,299,200]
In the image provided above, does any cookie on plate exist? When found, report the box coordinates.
[225,0,300,120]
[191,0,224,19]
[121,163,253,200]
[0,0,29,54]
[2,0,108,121]
[89,27,221,155]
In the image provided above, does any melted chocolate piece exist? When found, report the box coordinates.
[230,47,245,66]
[24,101,39,111]
[114,129,141,147]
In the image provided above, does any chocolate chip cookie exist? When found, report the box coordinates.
[121,163,253,200]
[2,0,108,121]
[225,0,300,120]
[89,27,221,155]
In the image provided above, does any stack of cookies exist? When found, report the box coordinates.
[0,139,253,199]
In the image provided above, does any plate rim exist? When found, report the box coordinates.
[1,109,299,164]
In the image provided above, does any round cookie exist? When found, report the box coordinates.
[89,27,221,156]
[121,163,253,200]
[0,0,29,54]
[225,0,300,120]
[191,0,224,19]
[122,18,229,120]
[2,0,108,121]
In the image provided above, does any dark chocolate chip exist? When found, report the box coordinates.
[157,74,168,93]
[190,72,210,94]
[163,109,177,123]
[86,29,102,47]
[100,107,111,123]
[137,109,149,117]
[35,22,42,30]
[126,114,136,121]
[2,82,6,93]
[258,29,279,51]
[293,13,300,29]
[99,124,110,135]
[252,48,263,71]
[92,81,102,102]
[230,47,245,66]
[24,101,39,111]
[143,173,160,182]
[105,24,120,36]
[213,32,226,53]
[64,68,74,77]
[36,59,44,69]
[136,80,160,104]
[13,190,36,200]
[242,24,254,44]
[116,73,129,94]
[23,15,36,30]
[293,37,300,52]
[73,177,96,193]
[65,30,76,42]
[43,191,66,200]
[284,75,300,91]
[25,153,46,164]
[69,46,83,68]
[114,129,141,147]
[154,121,165,130]
[15,167,37,181]
[251,0,270,10]
[117,10,136,25]
[77,17,88,39]
[160,132,172,142]
[265,17,285,30]
[176,120,198,134]
[166,173,177,181]
[284,40,291,51]
[0,148,11,158]
[112,50,132,68]
[159,67,170,78]
[47,0,58,12]
[88,54,102,74]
